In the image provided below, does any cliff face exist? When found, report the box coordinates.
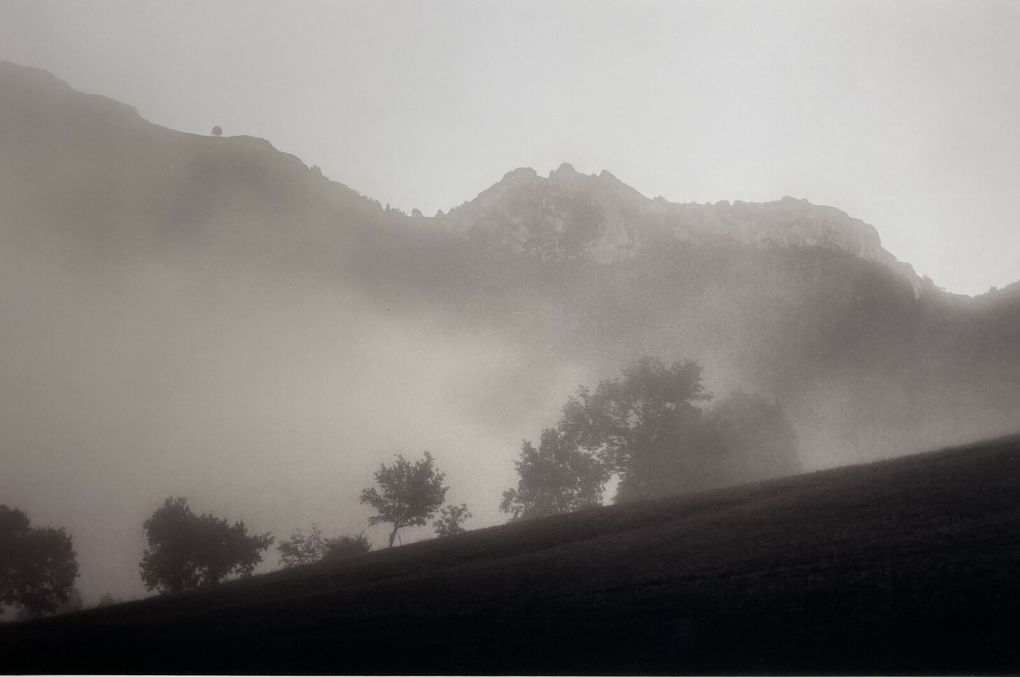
[439,162,922,294]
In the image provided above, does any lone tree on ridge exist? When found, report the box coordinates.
[360,452,448,547]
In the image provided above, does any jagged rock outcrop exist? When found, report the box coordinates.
[440,162,922,294]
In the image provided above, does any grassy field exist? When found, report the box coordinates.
[3,434,1019,674]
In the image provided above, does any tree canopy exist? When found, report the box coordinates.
[433,503,472,537]
[502,356,802,514]
[708,391,801,483]
[139,497,273,594]
[360,452,448,547]
[500,428,611,521]
[95,593,118,608]
[0,505,79,617]
[278,525,371,568]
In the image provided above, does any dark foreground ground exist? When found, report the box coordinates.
[3,435,1020,674]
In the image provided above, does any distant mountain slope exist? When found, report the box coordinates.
[4,433,1019,674]
[0,62,389,266]
[1,59,1018,467]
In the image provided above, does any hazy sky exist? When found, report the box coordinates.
[3,0,1020,294]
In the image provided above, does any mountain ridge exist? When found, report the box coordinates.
[2,59,1019,467]
[0,61,939,297]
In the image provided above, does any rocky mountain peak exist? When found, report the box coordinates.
[551,161,578,176]
[439,164,922,293]
[499,166,539,184]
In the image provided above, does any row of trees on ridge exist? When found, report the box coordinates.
[3,355,799,614]
[137,451,472,594]
[1,452,471,611]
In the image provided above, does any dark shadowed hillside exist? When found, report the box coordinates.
[3,433,1019,674]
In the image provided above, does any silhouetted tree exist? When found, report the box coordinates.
[502,358,804,511]
[500,428,611,521]
[360,452,448,547]
[211,125,222,137]
[15,584,83,620]
[278,525,324,567]
[139,497,273,594]
[278,525,371,567]
[708,391,801,482]
[558,356,720,503]
[54,586,84,615]
[94,593,117,608]
[323,533,373,560]
[0,505,79,618]
[433,503,471,536]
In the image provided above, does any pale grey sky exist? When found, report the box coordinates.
[2,0,1018,294]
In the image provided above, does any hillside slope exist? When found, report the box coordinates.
[4,434,1019,674]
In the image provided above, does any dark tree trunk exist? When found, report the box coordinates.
[388,524,399,548]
